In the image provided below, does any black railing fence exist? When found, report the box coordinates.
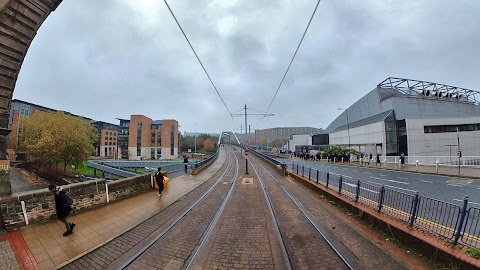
[288,163,479,249]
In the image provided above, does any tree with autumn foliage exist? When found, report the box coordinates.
[203,138,215,151]
[17,111,98,172]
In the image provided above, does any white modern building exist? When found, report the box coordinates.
[288,134,313,153]
[326,77,480,158]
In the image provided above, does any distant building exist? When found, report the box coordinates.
[91,121,119,158]
[7,99,93,159]
[255,127,323,144]
[121,115,179,160]
[326,77,480,157]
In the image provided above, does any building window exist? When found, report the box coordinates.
[424,123,480,133]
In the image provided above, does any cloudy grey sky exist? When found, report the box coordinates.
[13,0,480,134]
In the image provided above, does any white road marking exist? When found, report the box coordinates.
[330,172,352,179]
[447,184,462,187]
[365,172,372,174]
[353,170,359,172]
[366,181,416,192]
[370,176,408,185]
[379,174,387,177]
[419,180,433,183]
[453,199,480,206]
[397,177,409,180]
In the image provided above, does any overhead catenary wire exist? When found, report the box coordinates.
[256,0,322,128]
[163,0,232,115]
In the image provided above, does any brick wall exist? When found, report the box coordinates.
[0,174,153,231]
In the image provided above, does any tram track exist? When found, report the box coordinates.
[111,146,240,269]
[249,157,355,270]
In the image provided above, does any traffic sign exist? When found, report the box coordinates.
[244,149,249,156]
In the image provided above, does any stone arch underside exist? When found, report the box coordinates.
[0,0,62,195]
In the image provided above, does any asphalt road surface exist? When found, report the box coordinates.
[282,158,480,207]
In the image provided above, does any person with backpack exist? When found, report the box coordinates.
[48,183,75,236]
[154,167,165,197]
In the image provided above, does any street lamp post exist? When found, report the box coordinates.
[194,123,197,154]
[338,108,351,160]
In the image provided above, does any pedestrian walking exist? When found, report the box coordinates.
[369,153,373,164]
[48,183,75,237]
[400,152,405,167]
[154,167,165,196]
[376,153,380,165]
[184,156,189,173]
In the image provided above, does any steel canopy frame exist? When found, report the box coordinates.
[377,77,480,105]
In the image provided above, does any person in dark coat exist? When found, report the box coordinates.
[184,156,189,173]
[49,183,75,236]
[155,167,165,196]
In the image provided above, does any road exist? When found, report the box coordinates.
[282,158,480,207]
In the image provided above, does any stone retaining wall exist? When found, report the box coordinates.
[0,174,152,231]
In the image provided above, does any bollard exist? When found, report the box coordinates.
[355,179,361,202]
[384,158,387,168]
[338,175,343,194]
[415,160,419,171]
[398,159,401,169]
[334,157,336,163]
[435,160,439,173]
[342,157,344,163]
[409,191,420,227]
[326,172,330,188]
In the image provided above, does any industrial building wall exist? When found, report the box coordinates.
[329,121,385,156]
[406,117,480,156]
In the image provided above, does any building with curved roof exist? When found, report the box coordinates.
[326,77,480,157]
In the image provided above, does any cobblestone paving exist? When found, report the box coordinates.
[125,153,237,269]
[61,151,232,270]
[0,241,20,270]
[252,155,409,270]
[253,159,349,270]
[190,151,286,270]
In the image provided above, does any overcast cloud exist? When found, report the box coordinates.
[13,0,480,134]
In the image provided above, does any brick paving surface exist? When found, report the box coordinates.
[252,155,410,270]
[61,150,231,270]
[190,151,286,270]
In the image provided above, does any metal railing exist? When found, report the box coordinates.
[286,162,480,249]
[385,156,480,167]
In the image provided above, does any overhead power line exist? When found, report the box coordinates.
[163,0,232,115]
[257,0,322,128]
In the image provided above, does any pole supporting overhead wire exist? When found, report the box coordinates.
[263,0,322,118]
[163,0,232,115]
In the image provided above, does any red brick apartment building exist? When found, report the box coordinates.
[8,100,179,160]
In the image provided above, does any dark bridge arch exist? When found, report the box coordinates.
[0,0,63,194]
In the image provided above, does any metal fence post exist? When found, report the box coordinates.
[326,172,330,188]
[338,175,343,194]
[316,169,319,184]
[377,185,385,213]
[453,195,469,245]
[409,191,420,227]
[302,165,305,176]
[296,164,298,174]
[308,167,311,180]
[355,179,361,202]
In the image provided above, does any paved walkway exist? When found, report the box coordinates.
[0,150,226,270]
